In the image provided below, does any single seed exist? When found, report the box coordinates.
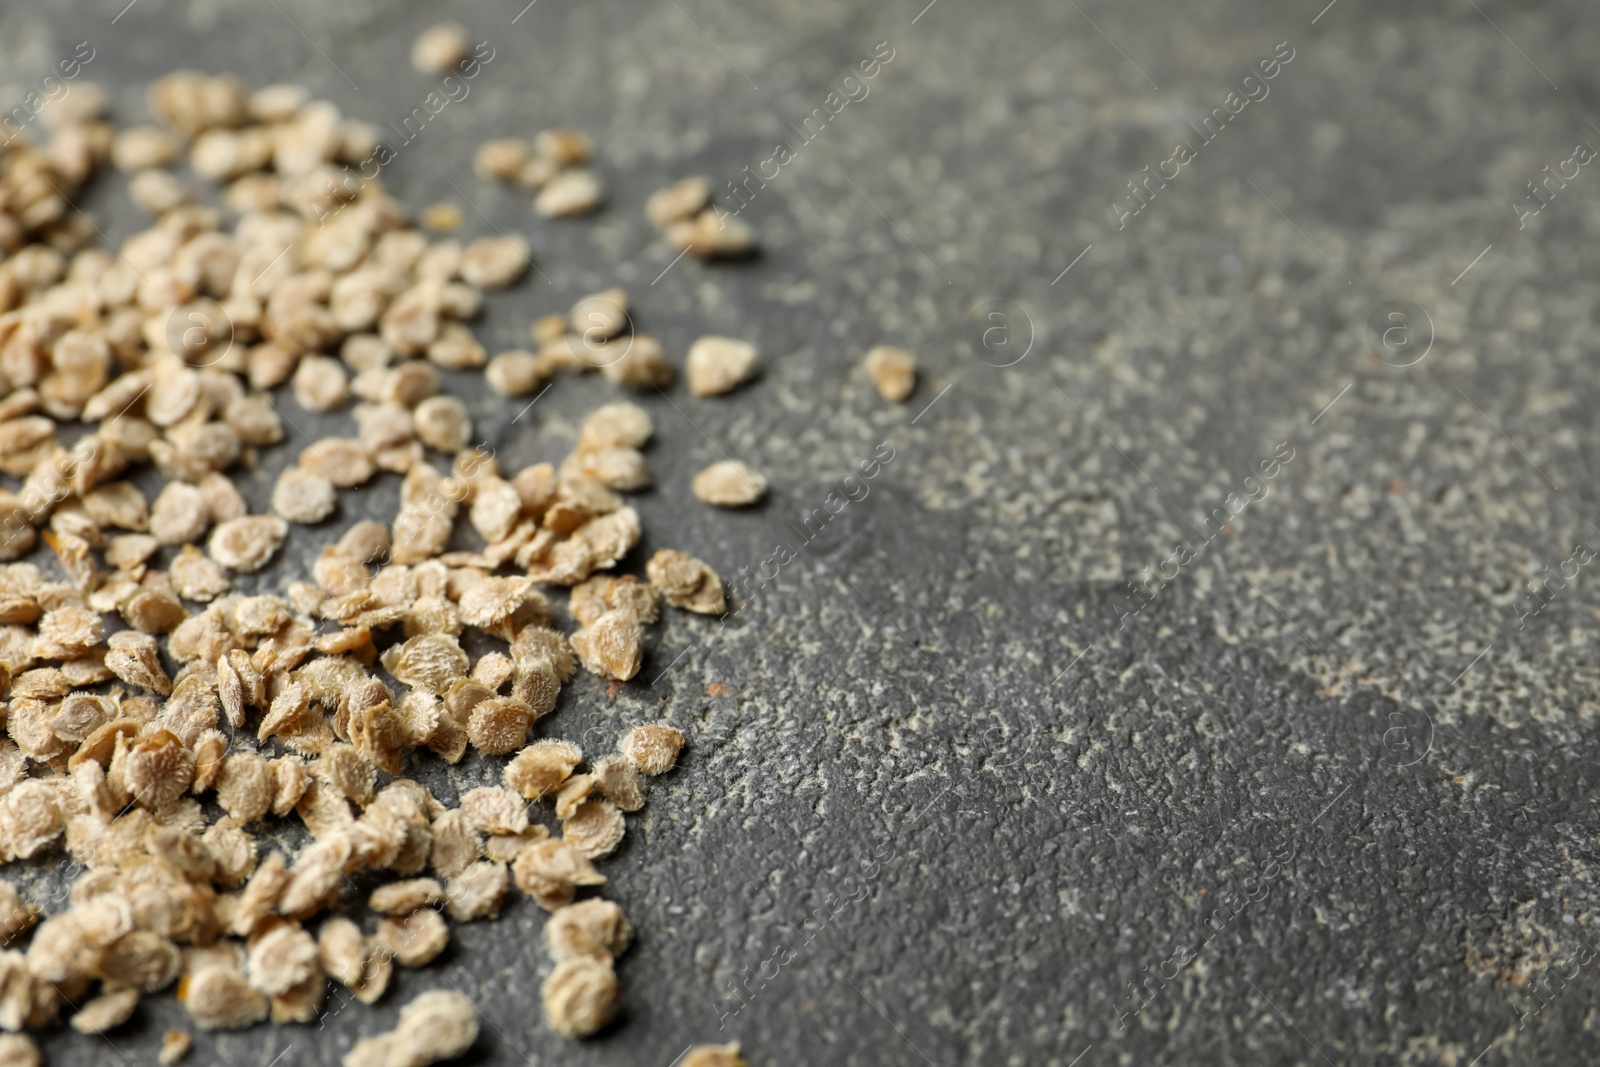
[542,956,620,1039]
[645,176,712,228]
[421,202,464,232]
[535,170,604,217]
[685,336,759,397]
[864,344,916,402]
[272,467,337,524]
[411,23,470,74]
[691,460,767,507]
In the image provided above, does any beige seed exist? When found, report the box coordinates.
[545,899,632,962]
[468,481,524,545]
[504,740,583,799]
[130,168,192,212]
[682,1043,747,1067]
[105,630,173,695]
[864,344,916,402]
[578,402,652,451]
[122,730,196,808]
[225,394,285,446]
[474,138,530,181]
[215,752,273,823]
[246,921,318,995]
[112,126,178,172]
[171,543,232,600]
[553,774,596,819]
[571,446,651,491]
[208,515,288,572]
[542,955,620,1039]
[460,235,530,289]
[598,334,674,390]
[485,351,544,397]
[95,934,181,991]
[667,208,758,259]
[562,799,625,860]
[317,916,365,988]
[376,906,450,968]
[83,482,151,532]
[570,609,642,682]
[621,723,685,776]
[0,881,38,945]
[336,519,390,562]
[534,128,593,167]
[344,1034,399,1067]
[184,964,270,1029]
[470,651,514,691]
[685,336,758,397]
[395,989,479,1064]
[70,985,140,1033]
[530,313,568,346]
[300,437,376,487]
[535,169,604,217]
[691,460,767,507]
[467,697,536,755]
[248,343,300,390]
[273,467,337,524]
[35,604,103,659]
[646,548,727,615]
[370,878,444,915]
[645,176,712,228]
[158,1029,193,1065]
[420,202,463,233]
[414,395,471,452]
[0,780,62,858]
[0,1034,39,1067]
[411,23,470,74]
[591,753,645,812]
[292,355,350,412]
[445,861,508,922]
[568,288,629,342]
[150,481,211,545]
[512,838,605,912]
[249,81,308,119]
[200,471,249,524]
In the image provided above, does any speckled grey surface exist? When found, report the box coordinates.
[5,0,1600,1064]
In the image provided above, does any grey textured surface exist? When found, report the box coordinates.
[5,0,1600,1064]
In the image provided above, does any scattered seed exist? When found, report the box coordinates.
[691,461,767,507]
[545,899,632,962]
[645,176,711,228]
[0,1035,39,1067]
[421,202,464,233]
[208,516,288,572]
[562,798,625,859]
[376,906,450,967]
[411,23,470,74]
[682,1043,747,1067]
[460,235,530,289]
[158,1029,193,1064]
[864,344,916,402]
[273,467,337,524]
[570,609,642,682]
[647,548,727,614]
[685,336,758,397]
[542,955,620,1039]
[666,209,758,259]
[621,723,685,776]
[535,170,604,217]
[474,138,530,182]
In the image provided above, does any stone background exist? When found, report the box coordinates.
[3,0,1600,1063]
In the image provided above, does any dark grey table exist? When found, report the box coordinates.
[5,0,1600,1063]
